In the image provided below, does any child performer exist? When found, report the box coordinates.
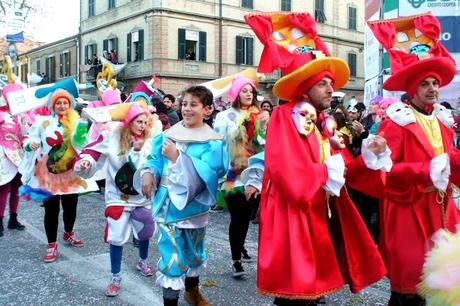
[139,86,227,306]
[74,103,159,297]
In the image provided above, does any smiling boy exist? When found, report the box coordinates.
[139,86,228,306]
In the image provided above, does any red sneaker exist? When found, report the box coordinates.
[44,243,58,263]
[63,231,84,247]
[105,275,121,297]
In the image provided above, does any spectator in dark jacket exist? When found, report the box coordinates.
[163,94,179,126]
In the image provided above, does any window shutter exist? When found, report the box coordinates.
[178,29,186,60]
[348,53,357,77]
[127,32,132,62]
[114,37,118,52]
[85,45,89,63]
[199,31,207,62]
[68,52,71,76]
[59,53,64,77]
[103,39,109,52]
[236,36,243,64]
[247,37,254,65]
[139,29,144,60]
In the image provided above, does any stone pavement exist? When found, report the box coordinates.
[0,192,390,305]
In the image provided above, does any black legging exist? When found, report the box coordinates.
[226,191,258,261]
[43,194,79,243]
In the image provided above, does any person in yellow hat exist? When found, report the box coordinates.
[245,11,391,305]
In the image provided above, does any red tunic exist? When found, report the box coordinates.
[257,102,386,299]
[377,117,460,293]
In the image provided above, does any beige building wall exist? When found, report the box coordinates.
[21,36,78,85]
[77,0,365,100]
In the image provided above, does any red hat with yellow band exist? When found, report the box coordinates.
[368,13,456,97]
[245,12,350,101]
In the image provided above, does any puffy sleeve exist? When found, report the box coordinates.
[22,116,42,151]
[168,140,228,210]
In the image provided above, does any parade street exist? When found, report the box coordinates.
[0,192,390,306]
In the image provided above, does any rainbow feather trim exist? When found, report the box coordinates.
[418,228,460,305]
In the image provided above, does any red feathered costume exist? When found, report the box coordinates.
[257,101,387,299]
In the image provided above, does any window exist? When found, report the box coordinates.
[108,0,116,9]
[178,29,207,62]
[36,60,40,75]
[103,37,118,63]
[45,56,56,83]
[242,0,253,9]
[20,64,28,83]
[236,36,254,65]
[88,0,95,17]
[60,52,71,77]
[281,0,291,11]
[84,43,98,65]
[348,6,357,30]
[315,0,326,23]
[127,30,144,62]
[348,53,357,77]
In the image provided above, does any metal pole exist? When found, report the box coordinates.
[218,0,223,77]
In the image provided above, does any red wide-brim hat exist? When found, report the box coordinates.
[383,56,456,91]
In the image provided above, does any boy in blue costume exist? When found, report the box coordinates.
[139,86,228,306]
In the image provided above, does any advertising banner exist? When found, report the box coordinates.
[6,10,25,43]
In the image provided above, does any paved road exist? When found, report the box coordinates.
[0,192,390,305]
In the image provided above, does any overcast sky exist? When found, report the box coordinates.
[27,0,80,42]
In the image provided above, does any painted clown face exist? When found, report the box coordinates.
[272,22,316,54]
[292,102,317,136]
[324,116,346,150]
[393,26,433,59]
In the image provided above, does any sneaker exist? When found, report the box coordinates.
[63,231,84,247]
[136,259,154,277]
[241,248,252,262]
[44,243,58,263]
[105,275,121,297]
[232,261,246,278]
[184,286,210,306]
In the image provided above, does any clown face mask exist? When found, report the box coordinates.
[392,21,434,59]
[292,102,317,136]
[386,102,415,126]
[272,26,316,54]
[324,116,346,150]
[433,103,454,128]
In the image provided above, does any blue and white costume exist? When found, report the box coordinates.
[138,122,228,290]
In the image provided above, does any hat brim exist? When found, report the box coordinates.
[383,57,456,91]
[273,57,350,101]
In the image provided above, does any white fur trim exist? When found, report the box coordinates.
[387,102,416,126]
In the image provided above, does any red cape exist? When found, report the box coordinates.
[257,102,386,299]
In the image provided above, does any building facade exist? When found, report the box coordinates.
[12,0,364,102]
[18,35,79,86]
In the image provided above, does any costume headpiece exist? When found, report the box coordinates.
[120,103,149,127]
[368,13,456,96]
[228,75,257,102]
[49,89,74,113]
[245,12,350,101]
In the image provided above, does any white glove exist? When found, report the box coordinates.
[430,153,450,192]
